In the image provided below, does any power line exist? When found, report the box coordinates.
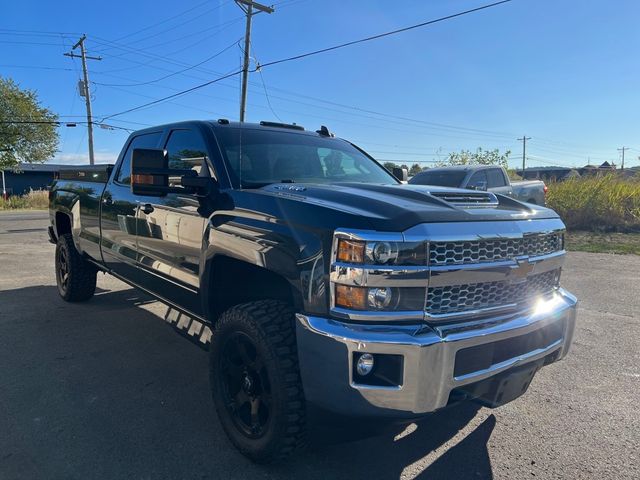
[95,0,222,49]
[0,29,81,37]
[256,0,513,69]
[92,38,241,87]
[0,40,67,47]
[97,0,515,125]
[0,64,73,71]
[91,16,245,68]
[100,69,243,120]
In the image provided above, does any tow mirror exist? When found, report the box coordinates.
[131,148,169,196]
[392,167,408,182]
[131,148,217,197]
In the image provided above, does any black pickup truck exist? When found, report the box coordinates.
[49,120,577,462]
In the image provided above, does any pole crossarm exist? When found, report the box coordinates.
[235,0,274,14]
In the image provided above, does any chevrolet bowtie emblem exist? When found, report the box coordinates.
[508,258,535,282]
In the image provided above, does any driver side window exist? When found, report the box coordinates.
[467,171,488,189]
[164,129,212,187]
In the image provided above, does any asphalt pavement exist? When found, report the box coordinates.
[0,210,638,480]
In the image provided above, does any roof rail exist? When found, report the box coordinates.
[259,121,304,131]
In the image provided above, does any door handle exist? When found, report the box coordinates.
[102,196,113,205]
[141,203,155,215]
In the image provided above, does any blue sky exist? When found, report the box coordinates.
[2,0,639,169]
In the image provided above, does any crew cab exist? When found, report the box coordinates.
[48,120,576,463]
[409,165,547,205]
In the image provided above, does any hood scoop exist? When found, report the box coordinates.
[430,190,499,207]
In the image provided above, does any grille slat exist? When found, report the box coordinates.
[426,269,559,316]
[429,232,563,266]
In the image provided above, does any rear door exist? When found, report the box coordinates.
[135,128,213,315]
[100,131,162,280]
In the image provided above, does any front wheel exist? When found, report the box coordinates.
[209,300,306,463]
[55,233,97,302]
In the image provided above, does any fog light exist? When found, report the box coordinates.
[356,353,375,376]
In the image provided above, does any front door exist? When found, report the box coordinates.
[135,128,212,316]
[101,131,162,280]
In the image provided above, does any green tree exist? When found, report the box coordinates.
[438,148,511,169]
[409,163,423,176]
[383,162,398,171]
[0,77,59,170]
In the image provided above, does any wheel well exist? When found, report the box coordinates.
[55,212,72,237]
[207,256,297,321]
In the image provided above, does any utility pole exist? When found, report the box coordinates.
[235,0,274,122]
[517,136,531,177]
[64,35,101,165]
[617,146,629,170]
[1,169,6,200]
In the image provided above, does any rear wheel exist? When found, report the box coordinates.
[209,300,306,463]
[55,233,97,302]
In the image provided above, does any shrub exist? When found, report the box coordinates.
[546,175,640,232]
[0,190,49,210]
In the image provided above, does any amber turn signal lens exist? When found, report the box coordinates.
[337,239,365,263]
[335,285,367,310]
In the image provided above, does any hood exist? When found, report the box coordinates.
[251,182,558,231]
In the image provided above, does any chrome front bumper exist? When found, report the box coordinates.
[296,288,577,418]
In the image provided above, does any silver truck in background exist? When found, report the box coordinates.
[409,165,547,205]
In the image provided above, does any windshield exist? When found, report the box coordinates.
[215,127,397,188]
[409,170,467,188]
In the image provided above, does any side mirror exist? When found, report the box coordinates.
[392,167,408,182]
[131,148,218,197]
[131,148,169,196]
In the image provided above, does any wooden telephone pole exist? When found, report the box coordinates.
[64,35,101,165]
[235,1,274,122]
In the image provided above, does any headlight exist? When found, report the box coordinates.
[366,242,399,264]
[335,285,424,311]
[336,239,426,266]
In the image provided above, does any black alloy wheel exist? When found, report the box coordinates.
[55,233,97,302]
[209,300,306,463]
[219,332,272,439]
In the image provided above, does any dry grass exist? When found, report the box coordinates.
[565,231,640,255]
[0,190,49,210]
[546,175,640,232]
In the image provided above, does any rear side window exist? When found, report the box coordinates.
[116,132,162,184]
[486,168,507,188]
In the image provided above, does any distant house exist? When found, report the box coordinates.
[515,167,579,182]
[1,162,65,196]
[578,161,617,176]
[517,161,626,182]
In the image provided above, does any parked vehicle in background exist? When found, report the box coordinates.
[409,165,547,205]
[48,120,575,463]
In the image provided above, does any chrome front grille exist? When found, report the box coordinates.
[426,269,560,316]
[331,220,567,323]
[429,232,563,266]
